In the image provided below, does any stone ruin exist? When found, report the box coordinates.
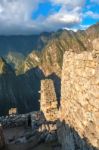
[40,45,99,149]
[0,39,99,149]
[59,50,99,149]
[92,38,99,56]
[9,108,17,116]
[40,79,58,121]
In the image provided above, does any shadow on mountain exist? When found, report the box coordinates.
[0,66,61,116]
[57,120,98,150]
[15,67,45,114]
[16,68,61,114]
[0,66,45,116]
[0,34,52,56]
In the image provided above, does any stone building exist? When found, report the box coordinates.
[58,50,99,149]
[40,79,58,121]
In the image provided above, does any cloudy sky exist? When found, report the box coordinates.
[0,0,98,34]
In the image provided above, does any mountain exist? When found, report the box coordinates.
[0,58,44,115]
[22,24,99,77]
[0,32,52,56]
[86,22,99,39]
[0,23,99,116]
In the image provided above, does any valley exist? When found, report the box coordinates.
[0,23,98,116]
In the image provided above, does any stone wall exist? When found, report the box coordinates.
[9,108,17,116]
[40,79,58,121]
[0,125,5,149]
[59,51,99,149]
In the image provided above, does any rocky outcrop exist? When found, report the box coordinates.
[58,50,99,149]
[40,79,58,121]
[5,51,25,74]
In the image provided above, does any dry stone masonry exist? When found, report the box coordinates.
[9,108,17,116]
[92,38,99,55]
[40,79,58,121]
[59,50,99,149]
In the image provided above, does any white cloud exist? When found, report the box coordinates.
[0,0,42,34]
[49,0,85,8]
[0,0,85,34]
[41,7,82,31]
[80,24,91,30]
[91,0,99,4]
[41,0,84,31]
[86,11,99,19]
[0,0,38,23]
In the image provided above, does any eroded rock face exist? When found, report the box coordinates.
[59,51,99,149]
[40,79,58,121]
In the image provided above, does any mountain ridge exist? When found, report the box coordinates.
[0,23,99,116]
